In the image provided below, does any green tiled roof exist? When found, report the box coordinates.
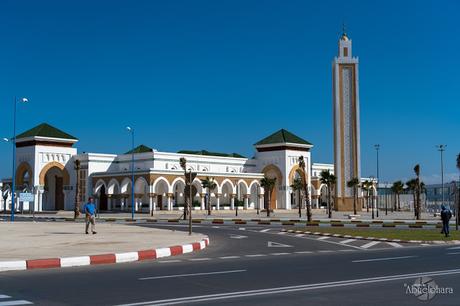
[177,150,245,158]
[255,129,312,146]
[16,123,78,140]
[125,145,154,154]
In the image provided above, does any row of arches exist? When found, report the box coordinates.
[93,176,264,212]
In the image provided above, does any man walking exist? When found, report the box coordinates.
[83,197,97,234]
[440,204,452,237]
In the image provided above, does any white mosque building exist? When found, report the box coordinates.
[1,124,333,213]
[1,32,366,213]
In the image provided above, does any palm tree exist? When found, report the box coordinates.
[391,181,404,212]
[347,178,360,215]
[456,153,460,230]
[201,177,217,216]
[405,179,418,217]
[361,180,372,213]
[179,157,188,220]
[290,177,304,218]
[414,164,421,220]
[261,176,276,217]
[320,170,337,218]
[298,156,312,222]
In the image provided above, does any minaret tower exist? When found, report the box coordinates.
[332,27,361,211]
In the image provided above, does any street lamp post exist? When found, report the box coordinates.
[374,144,380,218]
[126,127,135,220]
[9,97,28,222]
[436,145,446,209]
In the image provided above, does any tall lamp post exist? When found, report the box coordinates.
[9,97,29,222]
[436,145,446,208]
[374,144,380,218]
[126,127,135,220]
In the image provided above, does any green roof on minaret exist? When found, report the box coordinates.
[16,123,78,140]
[255,129,312,146]
[125,144,154,154]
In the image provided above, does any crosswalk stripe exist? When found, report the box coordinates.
[361,241,380,249]
[317,236,330,240]
[259,229,271,232]
[387,242,403,248]
[340,239,356,244]
[0,301,33,306]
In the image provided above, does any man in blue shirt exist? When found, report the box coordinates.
[83,197,97,234]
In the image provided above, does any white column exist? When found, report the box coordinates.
[200,195,205,210]
[216,194,220,210]
[108,197,112,211]
[230,196,235,210]
[149,195,154,214]
[244,196,249,209]
[135,198,139,212]
[38,191,43,212]
[121,197,125,211]
[167,195,172,211]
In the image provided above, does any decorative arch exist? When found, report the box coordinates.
[236,179,249,193]
[288,165,307,184]
[248,179,261,192]
[120,177,132,194]
[15,162,33,186]
[94,179,107,194]
[39,162,70,185]
[219,179,235,194]
[107,179,120,195]
[134,177,149,194]
[152,176,171,192]
[262,164,283,210]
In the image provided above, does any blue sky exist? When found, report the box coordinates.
[0,0,458,184]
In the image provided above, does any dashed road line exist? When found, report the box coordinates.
[352,256,417,263]
[158,260,182,263]
[219,256,241,260]
[259,229,271,233]
[294,251,313,254]
[188,258,212,261]
[245,254,267,257]
[269,253,291,256]
[139,269,246,281]
[317,236,330,240]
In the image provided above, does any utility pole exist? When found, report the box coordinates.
[375,144,380,218]
[436,145,446,209]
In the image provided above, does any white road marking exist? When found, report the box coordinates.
[116,268,460,306]
[360,241,380,249]
[317,236,330,240]
[188,258,211,261]
[238,228,246,231]
[245,254,267,257]
[318,250,334,253]
[352,256,417,263]
[259,229,271,232]
[340,239,356,244]
[229,235,247,239]
[269,253,291,256]
[219,256,241,259]
[339,249,354,252]
[212,226,220,228]
[447,252,460,255]
[294,251,313,254]
[386,242,403,248]
[138,269,246,281]
[267,241,293,248]
[0,301,33,306]
[158,260,182,263]
[447,246,460,250]
[277,231,287,235]
[295,234,305,237]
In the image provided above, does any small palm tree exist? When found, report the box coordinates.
[347,178,360,215]
[298,156,312,222]
[201,177,217,216]
[405,179,418,216]
[391,181,404,211]
[261,176,276,217]
[320,170,336,218]
[361,180,372,212]
[290,177,304,218]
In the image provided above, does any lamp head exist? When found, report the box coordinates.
[21,97,28,103]
[2,138,9,142]
[126,126,132,132]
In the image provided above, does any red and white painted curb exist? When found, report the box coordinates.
[0,237,209,273]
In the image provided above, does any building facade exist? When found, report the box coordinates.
[1,125,334,213]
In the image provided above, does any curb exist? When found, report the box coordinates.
[0,237,209,273]
[282,229,460,245]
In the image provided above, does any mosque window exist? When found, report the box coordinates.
[344,47,348,57]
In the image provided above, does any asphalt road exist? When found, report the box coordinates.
[0,222,459,305]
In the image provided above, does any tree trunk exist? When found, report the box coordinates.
[298,189,301,218]
[328,186,332,218]
[267,189,271,217]
[353,187,357,215]
[207,188,211,216]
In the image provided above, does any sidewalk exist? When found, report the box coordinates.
[0,222,208,272]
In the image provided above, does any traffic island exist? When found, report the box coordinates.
[0,222,209,272]
[282,227,460,244]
